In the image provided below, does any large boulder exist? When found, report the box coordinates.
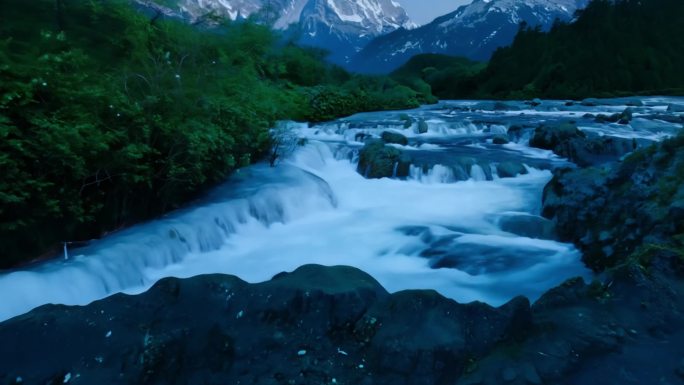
[0,265,533,385]
[380,131,409,146]
[3,262,683,385]
[530,122,586,150]
[358,140,411,179]
[530,122,637,167]
[542,134,684,271]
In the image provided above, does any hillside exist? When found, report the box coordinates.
[394,0,684,100]
[0,0,428,268]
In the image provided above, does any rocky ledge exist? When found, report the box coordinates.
[1,259,684,385]
[542,133,684,271]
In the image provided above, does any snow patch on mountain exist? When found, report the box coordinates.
[350,0,589,73]
[142,0,412,65]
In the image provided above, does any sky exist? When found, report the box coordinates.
[398,0,473,25]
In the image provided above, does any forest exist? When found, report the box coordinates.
[394,0,684,99]
[0,0,430,267]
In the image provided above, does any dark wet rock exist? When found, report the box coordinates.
[619,107,634,124]
[594,113,621,123]
[501,367,517,382]
[676,358,684,378]
[529,122,637,167]
[667,104,684,113]
[526,98,542,107]
[542,134,684,271]
[499,214,556,240]
[507,125,525,141]
[581,98,600,106]
[417,118,429,134]
[492,136,510,145]
[637,113,684,124]
[398,113,413,129]
[425,241,554,275]
[530,122,586,149]
[624,98,645,107]
[2,258,684,385]
[496,162,528,178]
[521,363,542,384]
[473,101,520,112]
[0,265,534,385]
[494,102,520,111]
[380,131,409,146]
[595,108,633,125]
[459,258,684,385]
[357,140,411,179]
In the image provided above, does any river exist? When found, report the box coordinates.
[1,97,683,322]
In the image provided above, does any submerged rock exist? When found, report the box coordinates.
[496,162,528,178]
[499,214,556,240]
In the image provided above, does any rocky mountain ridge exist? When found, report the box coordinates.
[350,0,589,73]
[137,0,413,64]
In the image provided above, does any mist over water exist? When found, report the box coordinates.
[1,97,683,322]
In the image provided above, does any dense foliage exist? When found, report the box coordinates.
[394,0,684,99]
[391,54,485,100]
[0,0,427,267]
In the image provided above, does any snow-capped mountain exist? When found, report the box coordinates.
[349,0,590,73]
[140,0,413,64]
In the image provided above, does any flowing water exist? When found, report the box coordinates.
[1,97,683,322]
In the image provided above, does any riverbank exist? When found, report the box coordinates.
[0,0,432,269]
[1,258,682,384]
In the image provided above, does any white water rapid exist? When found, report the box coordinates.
[2,97,683,322]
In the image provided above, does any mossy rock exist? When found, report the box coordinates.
[530,122,585,150]
[399,113,414,129]
[493,136,510,145]
[358,140,412,179]
[417,119,429,134]
[381,131,409,146]
[496,162,528,178]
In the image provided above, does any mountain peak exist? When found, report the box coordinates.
[349,0,589,73]
[142,0,412,64]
